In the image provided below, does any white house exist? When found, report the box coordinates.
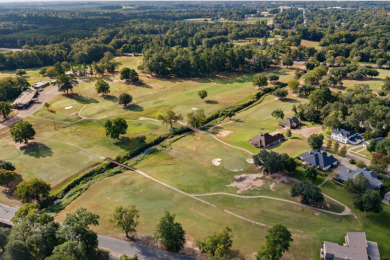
[331,129,363,145]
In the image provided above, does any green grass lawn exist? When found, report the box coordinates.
[300,40,322,50]
[342,68,390,92]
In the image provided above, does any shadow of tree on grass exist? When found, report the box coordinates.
[20,142,53,158]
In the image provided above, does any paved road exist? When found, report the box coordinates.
[0,203,194,260]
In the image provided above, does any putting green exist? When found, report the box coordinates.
[221,157,247,172]
[50,99,79,109]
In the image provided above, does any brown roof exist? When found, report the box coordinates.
[279,117,301,128]
[250,133,285,148]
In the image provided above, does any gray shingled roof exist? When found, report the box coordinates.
[337,167,383,189]
[299,150,337,169]
[332,128,356,138]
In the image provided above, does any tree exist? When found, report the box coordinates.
[286,129,292,137]
[307,134,324,150]
[4,239,32,260]
[0,101,12,119]
[0,227,10,251]
[376,58,386,68]
[129,69,139,82]
[57,74,76,94]
[95,79,110,95]
[282,54,293,68]
[14,178,50,203]
[353,190,383,217]
[353,174,370,194]
[158,110,182,129]
[291,182,324,204]
[10,121,36,144]
[0,160,15,171]
[339,145,347,156]
[104,118,128,139]
[370,153,390,172]
[0,169,17,187]
[281,153,296,172]
[120,67,131,82]
[16,69,27,76]
[57,208,100,259]
[325,139,333,150]
[253,150,285,174]
[119,93,133,107]
[198,90,208,100]
[257,224,293,260]
[187,109,206,128]
[271,109,284,120]
[268,74,279,83]
[287,79,299,93]
[197,227,233,258]
[109,205,140,239]
[304,166,317,180]
[155,211,186,253]
[333,141,340,153]
[272,89,288,100]
[252,74,268,89]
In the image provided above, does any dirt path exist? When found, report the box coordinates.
[193,192,351,216]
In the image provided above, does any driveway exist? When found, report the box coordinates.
[0,85,61,129]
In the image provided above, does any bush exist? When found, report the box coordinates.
[349,159,356,164]
[356,161,367,169]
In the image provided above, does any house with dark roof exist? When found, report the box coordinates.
[12,89,38,109]
[331,128,363,145]
[362,137,384,148]
[249,133,285,148]
[337,167,383,190]
[279,117,301,129]
[320,232,380,260]
[299,150,338,171]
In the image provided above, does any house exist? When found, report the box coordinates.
[362,137,384,148]
[32,81,50,90]
[12,89,38,109]
[299,150,337,171]
[337,167,383,190]
[331,128,364,145]
[383,191,390,205]
[249,133,285,148]
[279,117,301,129]
[320,232,380,260]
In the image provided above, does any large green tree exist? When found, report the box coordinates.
[197,227,233,258]
[271,109,284,120]
[353,190,383,217]
[14,178,51,203]
[291,182,324,204]
[155,211,186,253]
[252,74,268,89]
[257,224,293,260]
[118,93,133,107]
[95,79,110,95]
[0,101,12,119]
[307,134,324,150]
[187,109,206,128]
[0,169,17,187]
[109,205,140,239]
[104,118,128,139]
[57,74,77,94]
[10,121,35,144]
[158,110,182,129]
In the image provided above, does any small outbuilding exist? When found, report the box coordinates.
[383,191,390,205]
[32,81,50,90]
[249,133,285,148]
[279,117,301,129]
[12,89,38,109]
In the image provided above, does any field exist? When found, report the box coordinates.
[0,56,296,197]
[300,40,322,50]
[342,68,390,92]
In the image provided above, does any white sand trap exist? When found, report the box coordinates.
[231,168,243,172]
[227,173,264,193]
[270,182,276,191]
[217,130,233,137]
[212,158,222,166]
[65,106,73,110]
[246,158,254,164]
[192,107,199,110]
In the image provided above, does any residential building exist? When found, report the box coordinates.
[331,128,363,145]
[320,232,380,260]
[299,150,337,171]
[249,133,285,148]
[279,117,301,129]
[362,137,384,148]
[12,89,38,109]
[337,167,383,190]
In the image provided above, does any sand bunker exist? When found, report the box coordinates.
[191,107,199,110]
[65,106,73,110]
[217,130,233,137]
[246,158,254,164]
[227,173,264,193]
[212,158,222,166]
[270,182,276,191]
